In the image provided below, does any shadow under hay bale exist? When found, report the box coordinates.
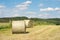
[56,24,60,25]
[12,20,26,33]
[12,32,29,34]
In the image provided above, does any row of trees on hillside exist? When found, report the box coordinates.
[0,17,60,25]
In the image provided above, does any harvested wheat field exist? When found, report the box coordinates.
[0,25,60,40]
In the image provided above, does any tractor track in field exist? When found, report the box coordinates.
[28,25,60,38]
[35,26,60,40]
[28,26,60,40]
[0,25,60,40]
[29,26,53,36]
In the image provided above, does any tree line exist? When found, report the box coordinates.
[0,17,60,25]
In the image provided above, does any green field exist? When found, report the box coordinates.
[0,22,11,30]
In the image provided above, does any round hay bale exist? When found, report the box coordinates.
[12,20,26,33]
[24,20,33,28]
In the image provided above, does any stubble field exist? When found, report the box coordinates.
[0,25,60,40]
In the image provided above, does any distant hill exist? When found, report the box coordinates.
[0,17,60,25]
[0,16,28,22]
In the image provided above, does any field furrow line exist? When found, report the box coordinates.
[29,26,52,36]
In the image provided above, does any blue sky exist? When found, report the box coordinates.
[0,0,60,18]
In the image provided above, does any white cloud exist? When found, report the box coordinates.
[26,11,36,14]
[0,5,5,8]
[40,7,60,11]
[55,8,60,11]
[39,14,49,17]
[12,14,20,17]
[0,0,32,17]
[16,0,32,10]
[0,5,6,17]
[38,13,50,18]
[57,11,60,14]
[24,1,32,4]
[23,11,37,18]
[26,14,37,18]
[39,3,44,7]
[6,0,32,17]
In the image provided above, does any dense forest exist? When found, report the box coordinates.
[0,17,60,25]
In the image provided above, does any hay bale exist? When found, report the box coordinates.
[12,20,26,33]
[24,20,33,28]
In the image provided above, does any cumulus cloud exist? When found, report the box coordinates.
[55,8,60,10]
[0,5,5,8]
[0,0,32,17]
[0,5,6,16]
[12,13,20,17]
[16,0,32,10]
[39,3,44,7]
[40,7,60,11]
[27,15,37,18]
[8,0,32,17]
[26,11,36,14]
[38,13,50,18]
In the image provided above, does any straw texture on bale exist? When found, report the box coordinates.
[12,21,26,33]
[24,20,33,28]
